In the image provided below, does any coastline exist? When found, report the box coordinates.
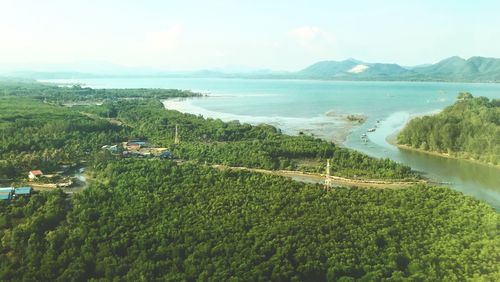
[162,98,361,146]
[387,136,500,169]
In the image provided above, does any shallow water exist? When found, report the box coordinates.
[43,78,500,210]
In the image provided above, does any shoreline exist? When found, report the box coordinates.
[162,98,361,146]
[385,111,500,170]
[388,138,500,169]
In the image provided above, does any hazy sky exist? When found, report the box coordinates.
[1,0,500,71]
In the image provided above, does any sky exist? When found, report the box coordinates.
[1,0,500,71]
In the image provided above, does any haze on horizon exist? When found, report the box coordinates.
[1,0,500,72]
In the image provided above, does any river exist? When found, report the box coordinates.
[42,78,500,210]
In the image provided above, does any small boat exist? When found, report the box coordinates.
[367,128,376,132]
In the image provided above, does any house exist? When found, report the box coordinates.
[29,170,43,180]
[14,187,33,197]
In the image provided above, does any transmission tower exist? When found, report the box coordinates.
[174,124,180,144]
[324,159,332,190]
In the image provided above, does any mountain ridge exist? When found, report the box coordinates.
[296,56,500,82]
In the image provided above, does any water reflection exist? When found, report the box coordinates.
[398,148,497,185]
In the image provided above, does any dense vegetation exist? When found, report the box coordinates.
[398,93,500,165]
[1,81,497,281]
[0,81,417,181]
[0,160,498,281]
[0,80,200,103]
[0,96,125,180]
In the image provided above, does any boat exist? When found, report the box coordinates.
[367,128,376,132]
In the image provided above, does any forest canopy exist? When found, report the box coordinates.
[397,93,500,165]
[1,160,498,281]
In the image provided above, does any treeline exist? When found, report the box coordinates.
[0,80,201,103]
[0,160,497,281]
[397,93,500,165]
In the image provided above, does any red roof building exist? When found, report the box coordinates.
[29,170,43,180]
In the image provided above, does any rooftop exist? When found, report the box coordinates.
[0,187,14,192]
[15,187,33,195]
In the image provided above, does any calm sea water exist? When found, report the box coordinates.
[44,78,500,210]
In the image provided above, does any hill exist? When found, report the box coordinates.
[298,59,413,79]
[412,56,500,81]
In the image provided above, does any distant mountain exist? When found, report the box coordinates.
[352,63,411,77]
[412,56,500,81]
[0,61,290,80]
[297,56,500,82]
[298,59,412,78]
[5,71,99,79]
[298,59,360,77]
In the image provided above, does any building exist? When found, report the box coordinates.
[126,142,142,151]
[0,187,14,193]
[29,170,43,180]
[0,187,14,201]
[14,187,33,197]
[0,186,34,201]
[0,192,12,201]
